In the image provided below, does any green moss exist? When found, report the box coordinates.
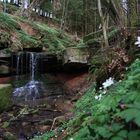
[0,12,20,31]
[0,84,13,112]
[16,30,38,48]
[0,12,76,54]
[33,22,59,35]
[0,32,10,43]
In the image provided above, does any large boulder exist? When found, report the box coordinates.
[62,47,90,71]
[63,47,90,64]
[0,84,13,112]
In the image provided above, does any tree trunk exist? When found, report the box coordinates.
[97,0,109,48]
[60,0,66,30]
[127,0,131,29]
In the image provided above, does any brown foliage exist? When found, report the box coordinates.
[108,48,129,74]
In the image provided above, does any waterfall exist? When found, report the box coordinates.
[16,53,20,75]
[30,52,38,81]
[16,52,23,80]
[15,52,38,80]
[13,52,44,102]
[16,53,20,80]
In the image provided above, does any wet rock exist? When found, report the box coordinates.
[3,132,17,140]
[0,84,13,112]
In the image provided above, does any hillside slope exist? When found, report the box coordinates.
[0,12,76,55]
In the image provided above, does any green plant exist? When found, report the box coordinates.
[17,30,38,48]
[0,12,20,31]
[0,85,13,112]
[64,59,140,140]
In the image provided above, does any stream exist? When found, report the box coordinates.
[0,52,89,139]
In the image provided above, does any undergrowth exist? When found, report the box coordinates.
[35,58,140,140]
[64,58,140,140]
[16,30,38,48]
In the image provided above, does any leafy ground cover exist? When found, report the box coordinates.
[36,58,140,140]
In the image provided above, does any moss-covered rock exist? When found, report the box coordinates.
[0,84,13,112]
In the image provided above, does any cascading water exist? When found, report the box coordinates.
[16,53,20,80]
[16,53,20,75]
[30,53,35,80]
[13,52,45,102]
[16,52,23,80]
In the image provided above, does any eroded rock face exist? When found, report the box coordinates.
[55,72,89,95]
[63,47,90,64]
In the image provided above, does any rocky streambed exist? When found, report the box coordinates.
[0,72,89,139]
